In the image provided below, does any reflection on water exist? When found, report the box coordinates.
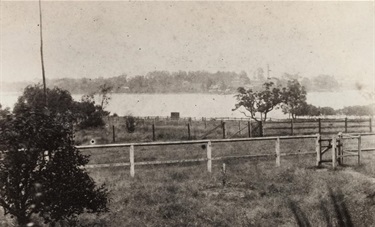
[1,91,374,119]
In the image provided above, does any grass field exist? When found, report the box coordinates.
[79,135,375,226]
[74,135,375,226]
[1,131,374,226]
[74,117,374,146]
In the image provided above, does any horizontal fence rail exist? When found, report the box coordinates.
[102,116,374,144]
[77,134,319,149]
[77,134,322,177]
[78,132,375,177]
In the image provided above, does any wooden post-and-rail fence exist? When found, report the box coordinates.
[316,132,375,168]
[77,134,322,177]
[109,117,373,142]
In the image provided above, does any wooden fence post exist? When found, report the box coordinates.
[336,133,344,165]
[152,124,156,141]
[332,136,337,169]
[291,119,294,135]
[345,118,348,133]
[275,137,281,167]
[222,121,226,139]
[207,141,212,173]
[316,134,321,166]
[248,121,252,138]
[187,123,191,140]
[358,135,361,165]
[112,125,116,143]
[238,121,241,135]
[130,145,135,177]
[318,118,322,134]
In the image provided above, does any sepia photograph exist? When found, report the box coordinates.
[1,0,374,226]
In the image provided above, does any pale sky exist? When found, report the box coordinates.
[1,1,374,89]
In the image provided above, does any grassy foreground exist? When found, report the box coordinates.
[77,159,375,226]
[1,136,374,226]
[82,136,375,226]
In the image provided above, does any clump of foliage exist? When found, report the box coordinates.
[294,103,320,117]
[337,104,374,116]
[74,94,109,129]
[125,115,136,133]
[0,85,109,226]
[280,80,307,119]
[234,79,373,120]
[74,83,113,129]
[233,82,282,122]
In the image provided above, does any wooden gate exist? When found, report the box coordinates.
[316,133,361,168]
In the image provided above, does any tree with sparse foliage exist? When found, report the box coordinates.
[97,83,113,110]
[233,82,282,122]
[0,85,108,226]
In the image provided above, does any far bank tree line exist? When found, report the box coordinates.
[234,80,374,122]
[3,70,341,95]
[50,71,340,94]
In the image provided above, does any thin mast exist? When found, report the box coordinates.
[39,0,47,105]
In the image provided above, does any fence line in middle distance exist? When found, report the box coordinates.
[78,134,320,177]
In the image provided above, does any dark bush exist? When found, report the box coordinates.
[126,115,136,133]
[0,85,109,225]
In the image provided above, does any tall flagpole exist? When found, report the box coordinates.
[39,0,47,105]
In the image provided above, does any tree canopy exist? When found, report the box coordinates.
[0,85,109,226]
[233,82,282,122]
[281,80,307,119]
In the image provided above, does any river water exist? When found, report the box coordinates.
[0,90,373,119]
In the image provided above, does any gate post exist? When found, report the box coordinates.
[332,136,337,169]
[338,132,343,165]
[315,134,321,166]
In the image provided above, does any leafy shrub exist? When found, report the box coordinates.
[0,85,109,225]
[126,115,136,133]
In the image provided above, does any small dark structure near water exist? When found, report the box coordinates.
[171,112,180,119]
